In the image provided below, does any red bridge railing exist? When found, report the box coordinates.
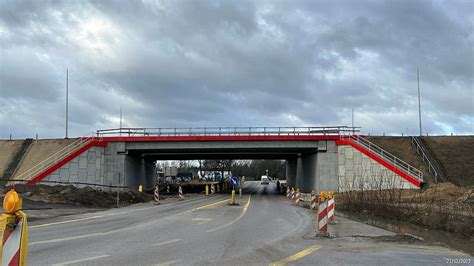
[96,126,360,137]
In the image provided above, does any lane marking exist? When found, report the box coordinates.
[206,195,251,233]
[192,218,213,225]
[29,196,225,229]
[29,215,104,229]
[30,232,107,245]
[186,198,229,212]
[152,238,182,247]
[52,254,110,265]
[270,245,321,266]
[155,259,183,266]
[30,227,131,245]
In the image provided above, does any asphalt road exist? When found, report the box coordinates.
[28,181,471,265]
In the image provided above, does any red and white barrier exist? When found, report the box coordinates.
[178,186,184,200]
[2,214,27,265]
[295,188,301,204]
[310,190,317,210]
[166,185,170,193]
[154,185,160,204]
[290,187,295,200]
[317,196,328,235]
[211,184,215,194]
[327,196,335,224]
[216,184,220,193]
[286,187,290,198]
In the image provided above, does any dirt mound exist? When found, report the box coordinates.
[7,184,153,208]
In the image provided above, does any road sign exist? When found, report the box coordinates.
[231,176,238,186]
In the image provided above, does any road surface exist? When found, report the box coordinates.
[28,181,470,265]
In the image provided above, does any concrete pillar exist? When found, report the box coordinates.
[298,153,317,193]
[285,159,297,187]
[315,140,339,193]
[296,155,304,190]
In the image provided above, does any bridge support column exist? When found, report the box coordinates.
[314,140,339,193]
[297,153,317,193]
[285,159,297,187]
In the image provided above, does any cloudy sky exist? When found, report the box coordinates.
[0,0,472,138]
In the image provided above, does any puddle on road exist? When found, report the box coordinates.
[338,211,473,255]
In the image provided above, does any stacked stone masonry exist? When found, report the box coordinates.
[338,145,416,191]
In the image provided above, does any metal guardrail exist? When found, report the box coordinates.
[96,126,360,137]
[10,135,96,184]
[411,136,445,183]
[342,135,424,184]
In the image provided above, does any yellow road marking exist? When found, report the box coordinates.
[270,245,321,266]
[186,198,229,212]
[29,196,226,229]
[206,195,251,233]
[29,215,104,229]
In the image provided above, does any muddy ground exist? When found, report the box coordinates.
[1,184,208,222]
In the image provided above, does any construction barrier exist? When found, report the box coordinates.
[290,187,295,200]
[310,190,317,210]
[216,184,220,193]
[317,191,329,236]
[327,191,335,224]
[138,184,143,193]
[0,188,28,266]
[205,184,209,196]
[166,185,170,193]
[286,187,290,198]
[154,185,160,205]
[295,188,301,204]
[239,188,242,198]
[178,186,184,200]
[229,189,237,205]
[211,184,215,194]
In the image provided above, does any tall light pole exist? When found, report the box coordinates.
[351,108,354,128]
[417,68,422,136]
[65,68,69,138]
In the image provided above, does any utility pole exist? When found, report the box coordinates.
[351,108,354,128]
[417,68,422,136]
[65,68,69,138]
[119,106,122,129]
[119,106,123,137]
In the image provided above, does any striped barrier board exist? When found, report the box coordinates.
[328,197,335,223]
[154,186,160,204]
[317,197,328,234]
[310,191,317,210]
[178,186,184,200]
[295,189,301,204]
[1,213,28,266]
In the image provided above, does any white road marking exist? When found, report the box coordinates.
[192,218,213,224]
[52,254,110,265]
[155,259,183,266]
[30,227,131,245]
[152,238,182,247]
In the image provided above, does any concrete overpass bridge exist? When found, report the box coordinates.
[9,127,424,193]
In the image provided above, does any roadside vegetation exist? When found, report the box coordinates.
[336,182,474,237]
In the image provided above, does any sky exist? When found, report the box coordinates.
[0,0,473,139]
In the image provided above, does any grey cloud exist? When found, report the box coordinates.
[0,0,472,139]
